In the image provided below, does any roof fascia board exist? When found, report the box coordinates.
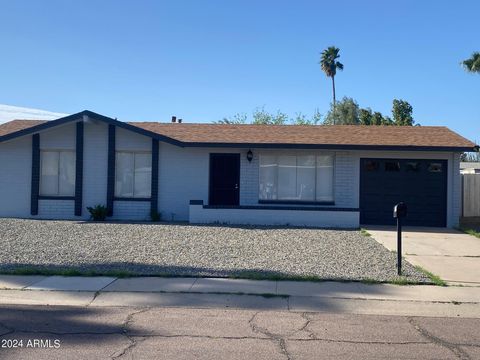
[179,142,475,152]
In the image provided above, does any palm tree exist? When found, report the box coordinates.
[462,52,480,73]
[320,47,343,124]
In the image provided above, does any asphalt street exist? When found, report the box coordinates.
[0,304,478,360]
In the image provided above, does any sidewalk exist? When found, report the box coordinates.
[1,275,479,318]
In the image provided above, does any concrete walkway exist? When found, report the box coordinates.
[0,275,479,318]
[366,226,480,286]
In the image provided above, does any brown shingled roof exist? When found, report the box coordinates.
[0,118,476,150]
[0,119,47,137]
[128,122,476,149]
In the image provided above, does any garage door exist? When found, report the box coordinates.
[360,158,447,227]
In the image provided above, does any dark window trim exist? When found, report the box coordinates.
[74,121,84,216]
[30,134,40,215]
[39,196,75,201]
[106,124,116,216]
[114,197,152,202]
[258,200,335,206]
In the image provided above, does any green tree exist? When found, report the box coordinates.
[252,106,289,125]
[320,46,343,124]
[462,52,480,73]
[218,107,322,125]
[382,116,394,126]
[371,111,384,125]
[323,97,359,125]
[293,109,322,125]
[392,99,414,126]
[359,108,373,125]
[215,113,247,124]
[461,151,480,162]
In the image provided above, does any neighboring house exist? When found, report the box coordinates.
[460,162,480,174]
[0,111,476,228]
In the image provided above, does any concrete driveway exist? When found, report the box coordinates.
[366,226,480,286]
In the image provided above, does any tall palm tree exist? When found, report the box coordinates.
[462,52,480,73]
[320,47,343,124]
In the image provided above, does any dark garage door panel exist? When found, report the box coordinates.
[360,158,447,227]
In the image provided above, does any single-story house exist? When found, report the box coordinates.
[0,110,476,228]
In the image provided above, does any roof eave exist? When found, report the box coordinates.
[0,110,184,147]
[179,142,476,152]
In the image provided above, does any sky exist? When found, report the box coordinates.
[0,0,478,142]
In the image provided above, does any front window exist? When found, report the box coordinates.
[259,154,334,202]
[115,152,152,198]
[40,150,76,196]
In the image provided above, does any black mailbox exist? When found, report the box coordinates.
[393,202,408,219]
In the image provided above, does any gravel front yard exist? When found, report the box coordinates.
[0,219,429,283]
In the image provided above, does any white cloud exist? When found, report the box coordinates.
[0,104,68,124]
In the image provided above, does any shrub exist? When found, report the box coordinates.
[87,204,108,221]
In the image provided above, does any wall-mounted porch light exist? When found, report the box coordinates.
[247,149,253,162]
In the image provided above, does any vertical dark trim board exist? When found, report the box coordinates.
[151,139,159,214]
[106,124,116,216]
[74,121,84,216]
[30,134,40,215]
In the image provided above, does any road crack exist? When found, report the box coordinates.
[297,312,316,340]
[110,308,150,359]
[248,312,292,360]
[408,317,471,359]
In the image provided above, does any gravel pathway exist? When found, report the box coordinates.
[0,219,429,283]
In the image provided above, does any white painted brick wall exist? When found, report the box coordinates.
[189,204,359,228]
[334,152,356,208]
[38,200,75,219]
[82,121,108,218]
[240,150,258,205]
[112,201,150,221]
[0,136,32,217]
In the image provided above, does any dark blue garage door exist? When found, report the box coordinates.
[360,159,447,227]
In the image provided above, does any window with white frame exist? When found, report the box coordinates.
[40,150,76,196]
[259,154,334,202]
[115,152,152,198]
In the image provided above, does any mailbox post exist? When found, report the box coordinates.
[393,202,407,275]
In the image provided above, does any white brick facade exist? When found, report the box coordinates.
[0,136,32,217]
[83,121,108,218]
[190,203,359,228]
[112,201,150,221]
[38,200,75,219]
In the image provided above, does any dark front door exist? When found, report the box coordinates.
[360,158,448,227]
[209,153,240,206]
